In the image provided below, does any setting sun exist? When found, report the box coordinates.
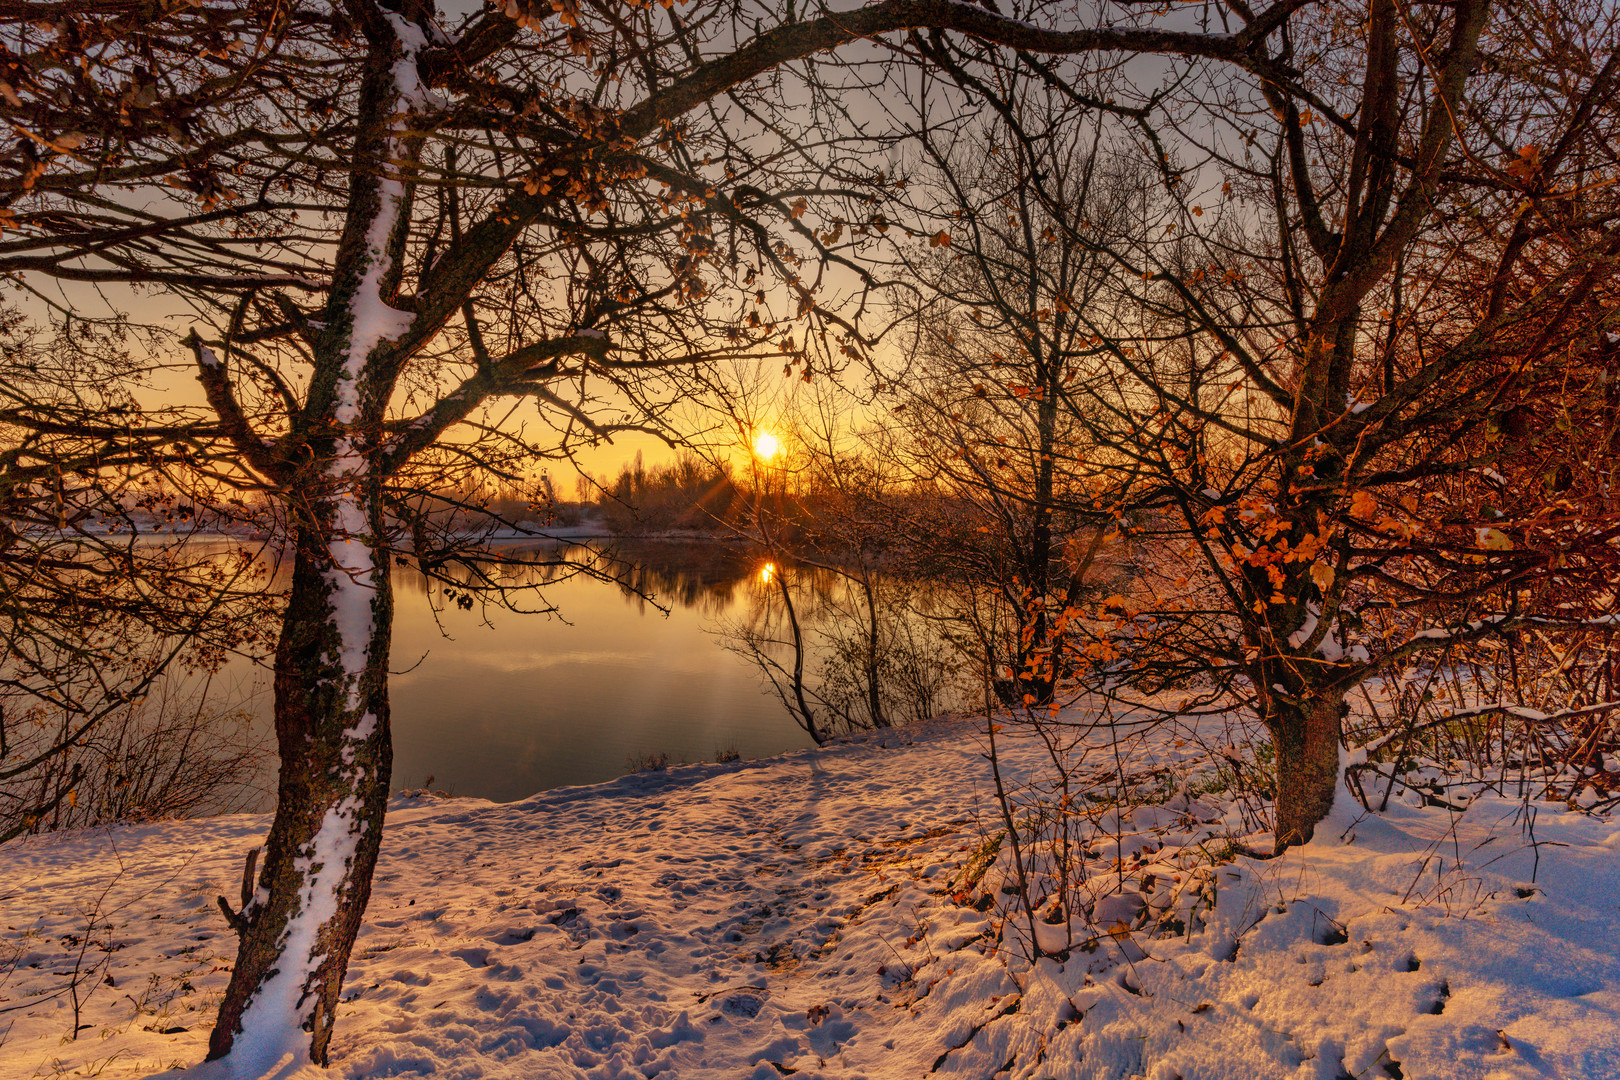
[752,429,781,461]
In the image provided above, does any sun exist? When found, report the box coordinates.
[752,429,781,461]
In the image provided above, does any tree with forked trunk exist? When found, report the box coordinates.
[880,86,1144,712]
[905,0,1620,850]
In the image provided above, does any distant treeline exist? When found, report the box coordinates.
[595,452,743,534]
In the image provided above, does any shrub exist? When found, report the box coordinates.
[1,689,267,840]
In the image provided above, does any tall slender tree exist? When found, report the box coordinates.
[885,96,1145,707]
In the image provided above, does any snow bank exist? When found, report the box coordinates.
[2,713,1617,1079]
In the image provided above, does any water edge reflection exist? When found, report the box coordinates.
[183,538,903,807]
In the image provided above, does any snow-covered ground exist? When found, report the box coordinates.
[2,709,1618,1080]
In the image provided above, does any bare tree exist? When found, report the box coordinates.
[744,393,959,735]
[0,311,271,843]
[910,0,1620,848]
[881,90,1148,707]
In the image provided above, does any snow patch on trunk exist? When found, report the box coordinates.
[1286,601,1345,662]
[227,797,370,1078]
[325,10,426,693]
[223,13,426,1073]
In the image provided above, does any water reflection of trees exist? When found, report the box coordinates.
[214,536,832,622]
[391,539,758,618]
[195,538,972,752]
[595,540,755,616]
[402,538,974,743]
[720,559,971,742]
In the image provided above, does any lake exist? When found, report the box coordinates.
[196,539,872,807]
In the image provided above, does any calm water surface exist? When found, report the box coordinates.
[205,541,820,806]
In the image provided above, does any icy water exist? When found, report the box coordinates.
[196,540,825,806]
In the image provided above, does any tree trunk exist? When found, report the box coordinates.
[208,494,393,1068]
[205,11,417,1063]
[859,570,889,729]
[1270,693,1344,851]
[773,564,824,745]
[1017,351,1061,708]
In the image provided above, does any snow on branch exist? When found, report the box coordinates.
[1356,699,1620,760]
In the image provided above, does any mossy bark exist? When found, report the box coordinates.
[208,505,394,1065]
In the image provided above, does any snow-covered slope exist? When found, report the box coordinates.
[2,712,1617,1080]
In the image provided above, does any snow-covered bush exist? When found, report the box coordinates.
[1345,628,1620,815]
[977,702,1277,963]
